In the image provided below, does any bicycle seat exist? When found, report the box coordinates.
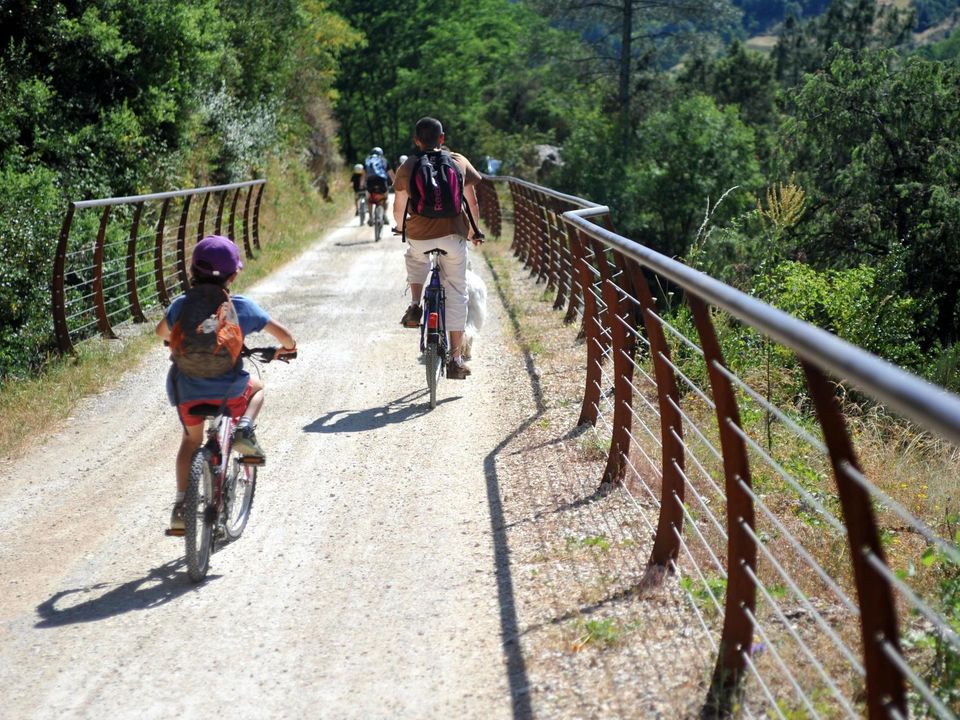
[423,249,448,256]
[187,403,223,417]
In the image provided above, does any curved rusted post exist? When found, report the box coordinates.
[531,192,550,283]
[562,222,583,325]
[214,189,227,235]
[154,198,172,306]
[480,179,502,238]
[92,207,118,340]
[253,182,266,250]
[242,185,254,258]
[574,226,606,427]
[230,188,251,259]
[543,203,560,293]
[630,263,686,584]
[801,361,906,719]
[508,182,524,259]
[52,203,77,354]
[592,239,636,489]
[552,207,574,312]
[176,195,192,292]
[197,192,211,243]
[125,202,147,323]
[687,294,756,717]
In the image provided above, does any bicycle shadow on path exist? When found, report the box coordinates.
[34,559,218,628]
[303,389,461,433]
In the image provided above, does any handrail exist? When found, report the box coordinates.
[565,205,960,448]
[52,179,267,354]
[480,174,960,720]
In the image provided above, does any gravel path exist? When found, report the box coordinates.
[0,205,534,719]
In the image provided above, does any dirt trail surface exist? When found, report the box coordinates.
[0,205,533,719]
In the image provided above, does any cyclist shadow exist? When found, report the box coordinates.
[34,558,218,628]
[303,390,460,433]
[335,238,376,247]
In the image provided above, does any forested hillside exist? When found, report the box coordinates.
[2,0,960,391]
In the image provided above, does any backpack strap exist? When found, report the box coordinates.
[401,199,409,243]
[462,196,483,240]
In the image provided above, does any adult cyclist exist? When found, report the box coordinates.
[350,163,366,220]
[363,147,394,226]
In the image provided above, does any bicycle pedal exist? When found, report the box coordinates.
[238,455,265,466]
[164,528,185,537]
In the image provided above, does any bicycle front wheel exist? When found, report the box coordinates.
[358,199,366,226]
[374,206,383,242]
[185,448,215,582]
[224,457,257,540]
[425,341,442,408]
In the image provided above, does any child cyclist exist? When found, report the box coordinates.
[155,235,297,532]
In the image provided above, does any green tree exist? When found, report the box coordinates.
[624,94,762,258]
[782,48,960,347]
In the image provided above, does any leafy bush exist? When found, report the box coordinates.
[0,165,62,377]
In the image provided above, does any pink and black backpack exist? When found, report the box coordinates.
[402,150,482,241]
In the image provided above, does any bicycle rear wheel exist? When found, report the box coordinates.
[224,457,257,540]
[425,341,442,408]
[185,448,215,582]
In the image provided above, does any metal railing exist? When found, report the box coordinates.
[479,175,960,719]
[52,179,267,354]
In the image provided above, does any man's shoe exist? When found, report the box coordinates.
[232,423,266,459]
[169,502,186,532]
[400,304,422,328]
[447,357,472,379]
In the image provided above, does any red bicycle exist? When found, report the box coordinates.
[171,346,296,582]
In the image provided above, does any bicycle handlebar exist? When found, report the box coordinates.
[242,346,298,363]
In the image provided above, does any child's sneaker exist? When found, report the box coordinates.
[232,423,265,459]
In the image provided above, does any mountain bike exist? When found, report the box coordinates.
[369,191,388,242]
[420,249,448,408]
[169,346,296,582]
[355,190,367,226]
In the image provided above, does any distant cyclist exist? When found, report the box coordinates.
[350,163,365,218]
[363,147,394,225]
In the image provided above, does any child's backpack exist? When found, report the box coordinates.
[168,285,244,377]
[402,150,483,241]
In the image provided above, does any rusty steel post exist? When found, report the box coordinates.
[592,239,636,488]
[176,195,192,292]
[628,262,686,581]
[214,189,226,235]
[575,227,607,427]
[124,202,147,323]
[228,187,239,245]
[563,222,583,325]
[52,204,77,354]
[687,294,756,717]
[508,182,522,258]
[243,185,254,259]
[154,198,172,306]
[552,208,573,312]
[92,207,118,340]
[231,188,252,259]
[801,362,906,719]
[253,182,265,250]
[480,179,501,238]
[197,192,211,244]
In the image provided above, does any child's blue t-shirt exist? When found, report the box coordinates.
[165,293,270,404]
